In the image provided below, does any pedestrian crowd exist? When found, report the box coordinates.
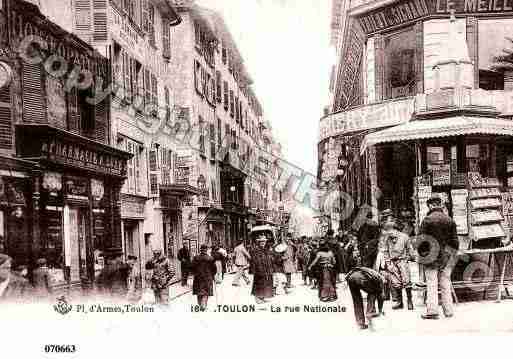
[0,195,460,331]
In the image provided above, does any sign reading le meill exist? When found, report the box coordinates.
[358,0,513,34]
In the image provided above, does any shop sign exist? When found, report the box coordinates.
[319,97,415,141]
[120,194,145,218]
[41,139,126,177]
[65,177,88,197]
[358,0,430,34]
[42,172,63,194]
[435,0,513,14]
[432,163,451,186]
[91,179,104,201]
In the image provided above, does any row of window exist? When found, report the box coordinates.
[194,60,261,142]
[112,0,172,58]
[115,44,174,118]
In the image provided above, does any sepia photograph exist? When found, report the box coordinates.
[1,0,513,357]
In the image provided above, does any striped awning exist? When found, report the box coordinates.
[361,116,513,153]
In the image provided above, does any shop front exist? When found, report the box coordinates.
[15,124,131,293]
[160,184,200,281]
[359,94,513,301]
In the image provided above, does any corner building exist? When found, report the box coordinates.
[319,0,513,299]
[0,0,131,293]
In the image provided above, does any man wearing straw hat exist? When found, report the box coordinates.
[249,234,274,305]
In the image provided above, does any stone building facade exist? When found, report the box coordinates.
[168,1,286,252]
[0,0,130,293]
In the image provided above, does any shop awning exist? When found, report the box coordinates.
[360,116,513,154]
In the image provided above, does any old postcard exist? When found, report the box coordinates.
[1,0,513,357]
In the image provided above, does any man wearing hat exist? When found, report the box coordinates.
[380,217,416,310]
[191,244,217,311]
[96,248,131,300]
[249,234,274,305]
[232,238,251,287]
[418,195,459,320]
[0,254,33,303]
[146,249,176,306]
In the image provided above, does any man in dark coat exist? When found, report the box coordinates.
[96,249,130,300]
[249,234,274,305]
[191,244,217,311]
[418,195,459,320]
[0,254,33,304]
[346,266,386,330]
[358,212,381,268]
[177,245,191,286]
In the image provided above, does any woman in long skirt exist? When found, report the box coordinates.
[308,241,337,302]
[250,235,275,304]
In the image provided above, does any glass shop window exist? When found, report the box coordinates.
[384,28,416,100]
[478,19,513,90]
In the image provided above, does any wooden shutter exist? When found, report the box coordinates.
[151,74,158,110]
[0,85,12,149]
[148,4,155,45]
[217,118,221,148]
[75,0,93,43]
[93,0,108,42]
[141,0,149,32]
[194,61,202,95]
[94,96,109,143]
[22,63,46,123]
[149,148,159,196]
[223,81,228,110]
[122,51,132,102]
[216,71,222,103]
[127,140,135,192]
[164,87,170,123]
[67,87,80,134]
[209,123,216,161]
[162,19,171,59]
[144,68,151,108]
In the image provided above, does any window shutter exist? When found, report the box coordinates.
[75,0,93,43]
[162,19,171,59]
[127,141,135,193]
[141,0,149,32]
[122,51,132,102]
[0,85,12,150]
[217,118,221,148]
[22,63,46,123]
[67,87,80,134]
[144,68,151,108]
[149,148,159,196]
[210,123,215,161]
[223,81,228,110]
[216,71,222,103]
[94,96,109,143]
[148,4,155,45]
[194,61,202,95]
[229,90,234,117]
[151,74,158,110]
[164,87,170,123]
[93,0,108,42]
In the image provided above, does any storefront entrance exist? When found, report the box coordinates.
[67,207,88,283]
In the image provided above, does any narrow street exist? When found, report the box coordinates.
[169,273,513,334]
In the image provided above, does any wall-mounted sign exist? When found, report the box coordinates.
[65,177,88,197]
[120,194,145,219]
[432,163,451,186]
[42,172,62,194]
[357,0,430,34]
[435,0,513,14]
[91,179,104,201]
[320,97,415,141]
[41,139,126,177]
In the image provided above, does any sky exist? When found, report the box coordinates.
[197,0,335,175]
